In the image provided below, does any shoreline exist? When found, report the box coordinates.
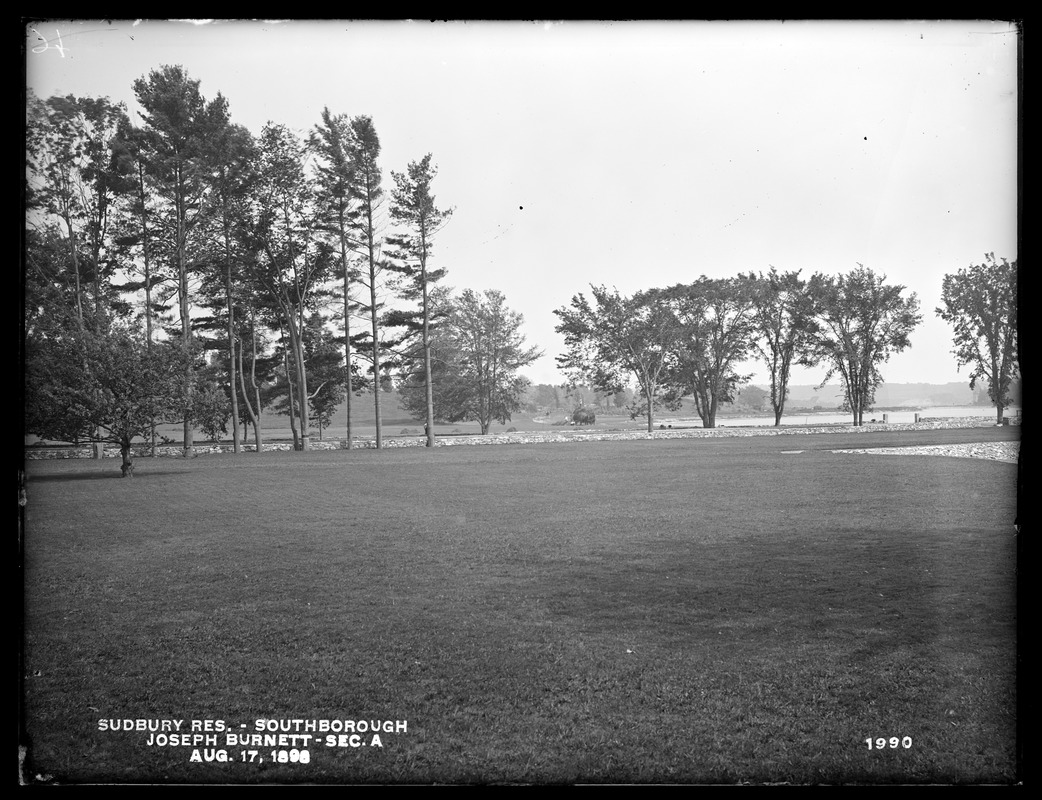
[24,415,1020,460]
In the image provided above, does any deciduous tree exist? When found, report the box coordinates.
[745,268,819,425]
[658,277,758,429]
[193,371,231,445]
[555,286,681,433]
[808,266,922,426]
[936,254,1018,424]
[402,289,541,434]
[26,91,132,331]
[25,326,194,476]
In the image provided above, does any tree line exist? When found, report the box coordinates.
[24,65,540,473]
[555,260,1018,431]
[23,65,1018,472]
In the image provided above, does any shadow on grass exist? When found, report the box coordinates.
[26,469,188,483]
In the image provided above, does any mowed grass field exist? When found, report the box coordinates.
[21,429,1019,785]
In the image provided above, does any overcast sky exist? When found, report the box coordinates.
[26,19,1019,388]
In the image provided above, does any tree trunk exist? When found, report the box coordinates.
[61,211,85,327]
[177,198,194,458]
[343,274,353,450]
[287,313,310,451]
[137,163,158,459]
[179,291,193,456]
[252,384,263,452]
[179,192,195,458]
[183,411,194,455]
[340,233,354,450]
[224,236,240,454]
[772,368,788,426]
[91,192,109,328]
[694,386,713,429]
[120,437,134,478]
[421,260,436,448]
[237,325,264,453]
[423,335,435,447]
[283,344,300,451]
[370,281,383,449]
[993,357,1004,424]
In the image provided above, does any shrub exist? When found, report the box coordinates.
[572,407,596,425]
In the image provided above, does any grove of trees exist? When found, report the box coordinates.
[555,268,924,429]
[24,64,542,470]
[555,255,1017,431]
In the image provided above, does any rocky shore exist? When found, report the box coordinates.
[24,415,1020,460]
[831,440,1020,463]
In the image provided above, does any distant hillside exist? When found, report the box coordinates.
[774,382,976,409]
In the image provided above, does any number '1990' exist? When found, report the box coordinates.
[866,737,912,749]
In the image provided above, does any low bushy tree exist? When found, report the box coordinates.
[25,326,194,475]
[193,380,230,444]
[572,407,596,425]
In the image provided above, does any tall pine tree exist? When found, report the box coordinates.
[132,65,230,455]
[346,117,390,448]
[385,154,452,447]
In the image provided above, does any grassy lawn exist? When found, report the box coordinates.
[21,433,1018,784]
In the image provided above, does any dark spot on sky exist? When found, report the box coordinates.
[519,205,524,210]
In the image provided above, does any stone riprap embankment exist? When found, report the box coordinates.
[24,416,1019,460]
[831,440,1020,463]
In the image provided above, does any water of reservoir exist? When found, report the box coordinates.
[664,406,1023,428]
